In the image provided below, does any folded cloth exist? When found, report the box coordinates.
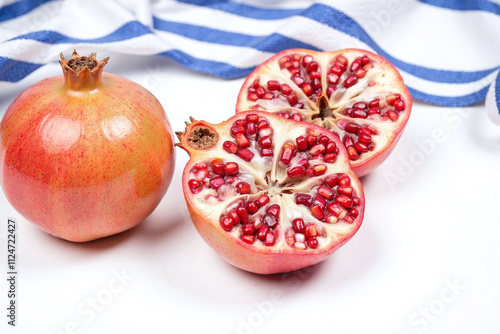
[1,0,499,124]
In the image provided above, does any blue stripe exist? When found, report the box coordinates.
[175,0,305,20]
[0,0,56,23]
[408,85,490,107]
[157,49,252,79]
[153,17,318,52]
[301,3,499,84]
[0,57,43,82]
[10,21,152,44]
[495,71,500,116]
[419,0,500,15]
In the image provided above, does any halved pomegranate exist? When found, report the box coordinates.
[177,111,364,274]
[236,49,412,177]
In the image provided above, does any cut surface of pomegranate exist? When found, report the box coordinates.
[236,49,412,177]
[177,111,364,274]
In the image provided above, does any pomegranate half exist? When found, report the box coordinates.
[0,51,175,242]
[177,111,364,274]
[236,48,412,177]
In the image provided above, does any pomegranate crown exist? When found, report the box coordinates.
[59,50,109,90]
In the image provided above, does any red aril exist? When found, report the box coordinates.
[0,51,175,242]
[177,111,364,274]
[236,49,412,177]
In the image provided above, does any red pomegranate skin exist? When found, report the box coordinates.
[0,55,175,242]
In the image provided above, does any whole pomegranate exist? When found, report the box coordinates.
[0,51,175,242]
[177,111,364,274]
[236,48,412,177]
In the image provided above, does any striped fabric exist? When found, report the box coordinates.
[1,0,499,124]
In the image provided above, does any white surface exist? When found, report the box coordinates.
[0,52,499,334]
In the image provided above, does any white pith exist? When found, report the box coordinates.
[237,50,410,164]
[187,114,362,252]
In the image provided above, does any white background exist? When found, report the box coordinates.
[0,51,499,334]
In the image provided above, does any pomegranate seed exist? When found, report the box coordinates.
[349,208,359,218]
[386,94,400,105]
[255,194,270,208]
[210,177,225,189]
[360,55,370,65]
[343,215,354,224]
[305,61,317,72]
[235,133,250,148]
[354,142,368,153]
[292,75,305,87]
[263,92,274,100]
[258,127,273,138]
[188,179,201,194]
[194,169,209,182]
[369,99,380,108]
[245,114,259,123]
[355,69,366,78]
[335,195,353,208]
[343,135,354,147]
[310,144,326,155]
[343,108,353,116]
[352,109,367,118]
[352,196,361,206]
[305,224,318,238]
[220,217,234,232]
[265,232,276,246]
[291,54,301,62]
[312,164,327,176]
[267,80,280,91]
[281,84,292,95]
[256,86,266,97]
[317,186,334,200]
[324,153,337,163]
[327,202,344,216]
[302,83,313,96]
[223,141,238,154]
[311,78,321,90]
[313,194,327,207]
[257,119,269,130]
[236,182,251,194]
[287,92,299,106]
[237,206,249,222]
[237,148,254,162]
[230,125,246,136]
[330,65,343,76]
[247,93,259,101]
[252,79,260,88]
[358,133,372,144]
[337,186,353,197]
[211,161,226,176]
[247,201,259,214]
[325,214,338,224]
[290,113,302,122]
[295,193,312,206]
[387,110,399,121]
[267,204,280,218]
[344,122,360,133]
[257,225,269,241]
[260,148,274,156]
[263,215,277,227]
[241,234,255,244]
[339,174,351,186]
[258,136,273,148]
[302,55,313,66]
[350,59,361,72]
[287,166,306,179]
[326,141,337,153]
[307,238,318,249]
[310,204,325,220]
[309,71,320,79]
[228,210,240,225]
[366,124,378,135]
[337,55,347,65]
[347,146,359,160]
[246,122,257,136]
[327,73,339,85]
[367,107,381,115]
[394,99,405,111]
[294,242,306,250]
[318,135,329,146]
[293,103,305,109]
[280,143,296,165]
[325,174,340,187]
[353,102,367,110]
[306,134,317,148]
[242,223,255,235]
[344,75,358,88]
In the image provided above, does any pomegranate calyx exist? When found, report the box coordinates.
[59,50,109,91]
[175,117,219,153]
